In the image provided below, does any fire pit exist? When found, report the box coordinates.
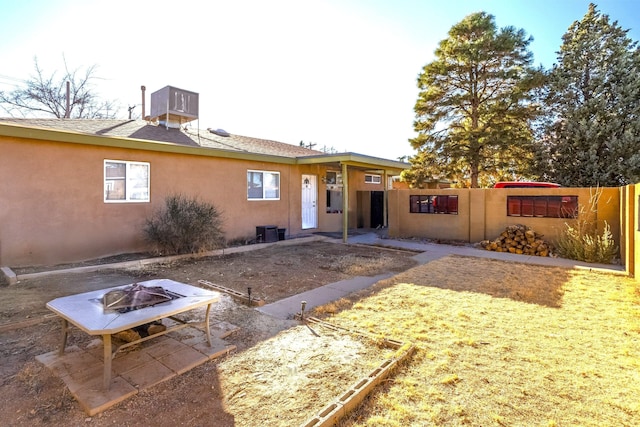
[103,283,183,313]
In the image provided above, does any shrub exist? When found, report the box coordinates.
[144,194,225,255]
[555,188,618,264]
[556,220,618,264]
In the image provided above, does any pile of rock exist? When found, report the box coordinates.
[480,224,552,257]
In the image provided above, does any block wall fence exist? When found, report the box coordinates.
[387,185,640,283]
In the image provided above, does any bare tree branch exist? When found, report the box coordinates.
[0,56,119,119]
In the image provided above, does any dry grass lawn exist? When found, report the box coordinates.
[217,324,397,426]
[316,255,640,426]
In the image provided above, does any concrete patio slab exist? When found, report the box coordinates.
[36,326,237,416]
[193,337,237,359]
[120,357,177,389]
[74,377,137,415]
[111,349,156,373]
[157,345,208,375]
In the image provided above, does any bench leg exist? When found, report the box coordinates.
[103,334,112,390]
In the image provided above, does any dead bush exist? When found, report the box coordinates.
[556,187,618,264]
[144,194,225,255]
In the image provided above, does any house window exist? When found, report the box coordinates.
[409,195,458,214]
[365,174,381,184]
[104,160,150,202]
[325,171,343,213]
[507,196,578,218]
[247,170,280,200]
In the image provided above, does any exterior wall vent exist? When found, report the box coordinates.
[150,86,199,129]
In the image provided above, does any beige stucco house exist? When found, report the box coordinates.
[0,115,406,267]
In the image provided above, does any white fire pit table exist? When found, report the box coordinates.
[46,279,220,390]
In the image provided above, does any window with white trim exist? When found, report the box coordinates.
[247,170,280,200]
[365,174,381,184]
[325,171,343,213]
[104,160,150,202]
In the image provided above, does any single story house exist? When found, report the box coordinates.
[0,91,407,267]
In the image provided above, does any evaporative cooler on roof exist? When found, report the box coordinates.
[150,85,199,128]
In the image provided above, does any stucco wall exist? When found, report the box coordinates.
[0,136,329,266]
[389,187,622,248]
[636,183,640,282]
[484,187,620,244]
[388,189,471,241]
[631,184,640,281]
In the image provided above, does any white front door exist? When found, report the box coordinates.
[301,174,318,229]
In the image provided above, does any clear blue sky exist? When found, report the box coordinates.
[1,0,638,160]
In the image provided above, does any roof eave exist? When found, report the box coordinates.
[0,122,298,164]
[296,152,408,174]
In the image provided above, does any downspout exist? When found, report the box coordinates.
[342,163,349,243]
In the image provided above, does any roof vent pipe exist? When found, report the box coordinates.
[141,85,146,119]
[65,81,70,118]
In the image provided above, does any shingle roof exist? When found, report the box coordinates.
[0,118,323,158]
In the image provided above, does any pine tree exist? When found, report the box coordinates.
[408,12,543,188]
[540,4,640,186]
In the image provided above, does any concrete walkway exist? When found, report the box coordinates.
[256,273,394,319]
[257,233,626,320]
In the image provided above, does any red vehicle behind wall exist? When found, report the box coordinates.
[493,182,561,188]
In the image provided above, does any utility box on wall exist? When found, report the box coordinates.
[256,225,278,243]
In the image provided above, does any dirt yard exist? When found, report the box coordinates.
[0,239,418,426]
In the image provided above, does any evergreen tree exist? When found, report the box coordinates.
[408,12,543,188]
[540,4,640,186]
